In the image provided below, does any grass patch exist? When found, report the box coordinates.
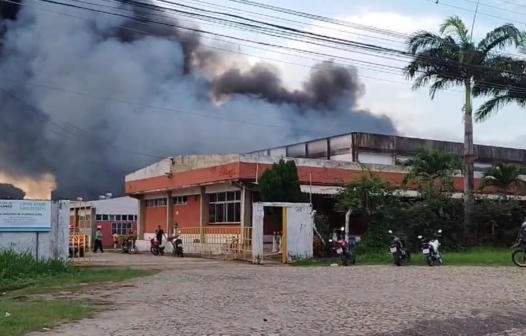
[13,268,153,295]
[291,248,512,267]
[0,300,95,336]
[0,249,154,335]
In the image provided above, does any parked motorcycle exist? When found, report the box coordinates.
[150,237,165,256]
[418,229,443,266]
[329,237,356,266]
[511,218,526,267]
[121,238,138,254]
[388,230,410,266]
[169,235,184,257]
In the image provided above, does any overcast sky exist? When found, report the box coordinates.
[202,0,526,148]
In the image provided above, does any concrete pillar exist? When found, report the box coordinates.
[167,191,173,235]
[199,186,206,242]
[242,188,253,228]
[138,195,146,240]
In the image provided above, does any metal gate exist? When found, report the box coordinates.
[69,202,92,265]
[178,227,253,261]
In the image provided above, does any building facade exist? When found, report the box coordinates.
[69,196,138,247]
[125,140,524,241]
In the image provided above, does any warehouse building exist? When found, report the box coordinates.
[125,132,526,241]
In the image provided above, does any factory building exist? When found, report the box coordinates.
[125,132,526,240]
[69,195,138,247]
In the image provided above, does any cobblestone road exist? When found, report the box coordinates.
[28,257,526,336]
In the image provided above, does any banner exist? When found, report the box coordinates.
[0,200,52,232]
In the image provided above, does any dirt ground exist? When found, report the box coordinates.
[24,253,526,336]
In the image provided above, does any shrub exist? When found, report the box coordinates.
[0,249,72,291]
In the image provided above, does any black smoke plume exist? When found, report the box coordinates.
[0,0,398,199]
[0,183,25,199]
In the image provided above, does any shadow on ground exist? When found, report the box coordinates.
[374,308,526,336]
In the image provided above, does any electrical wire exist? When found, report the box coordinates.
[20,0,526,93]
[1,0,526,158]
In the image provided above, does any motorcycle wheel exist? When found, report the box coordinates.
[350,255,356,265]
[129,246,138,255]
[150,247,160,256]
[392,252,402,266]
[341,254,350,266]
[511,250,526,267]
[426,255,433,267]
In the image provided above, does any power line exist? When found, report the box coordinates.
[24,0,526,90]
[0,0,525,155]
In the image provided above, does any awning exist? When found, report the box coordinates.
[299,185,526,200]
[300,185,342,195]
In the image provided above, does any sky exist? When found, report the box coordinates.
[194,0,526,148]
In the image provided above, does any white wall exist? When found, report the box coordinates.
[357,152,393,165]
[286,203,313,261]
[0,200,69,260]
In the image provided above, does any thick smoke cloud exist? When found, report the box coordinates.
[0,0,398,199]
[0,183,25,199]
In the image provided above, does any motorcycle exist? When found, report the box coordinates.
[121,238,138,254]
[150,237,165,256]
[418,229,443,266]
[169,235,184,257]
[388,230,410,266]
[511,218,526,267]
[328,237,356,266]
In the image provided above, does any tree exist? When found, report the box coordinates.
[259,159,304,222]
[335,167,409,252]
[403,16,522,230]
[473,55,526,122]
[479,162,526,195]
[397,149,461,190]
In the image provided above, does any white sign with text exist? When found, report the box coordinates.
[0,200,52,231]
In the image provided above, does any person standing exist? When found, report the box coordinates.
[113,232,120,250]
[94,227,104,253]
[155,225,166,256]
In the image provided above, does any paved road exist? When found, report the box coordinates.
[29,256,526,336]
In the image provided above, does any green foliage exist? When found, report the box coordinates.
[480,162,526,193]
[259,159,305,222]
[397,149,461,190]
[403,16,522,105]
[335,167,410,252]
[335,151,525,253]
[259,159,304,203]
[0,249,72,291]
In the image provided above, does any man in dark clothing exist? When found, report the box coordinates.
[155,225,165,256]
[94,227,104,253]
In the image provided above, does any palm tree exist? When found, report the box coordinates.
[473,57,526,122]
[479,162,526,195]
[397,149,461,189]
[403,16,522,230]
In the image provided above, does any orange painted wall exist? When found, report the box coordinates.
[173,195,201,228]
[127,161,504,196]
[144,206,166,234]
[69,215,74,226]
[126,162,240,194]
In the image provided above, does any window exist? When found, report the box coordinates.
[111,222,133,235]
[209,191,241,223]
[96,214,102,221]
[133,215,137,221]
[145,198,167,207]
[109,215,115,221]
[173,196,187,205]
[116,215,121,221]
[102,215,108,221]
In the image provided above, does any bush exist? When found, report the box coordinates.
[0,249,72,291]
[334,167,524,253]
